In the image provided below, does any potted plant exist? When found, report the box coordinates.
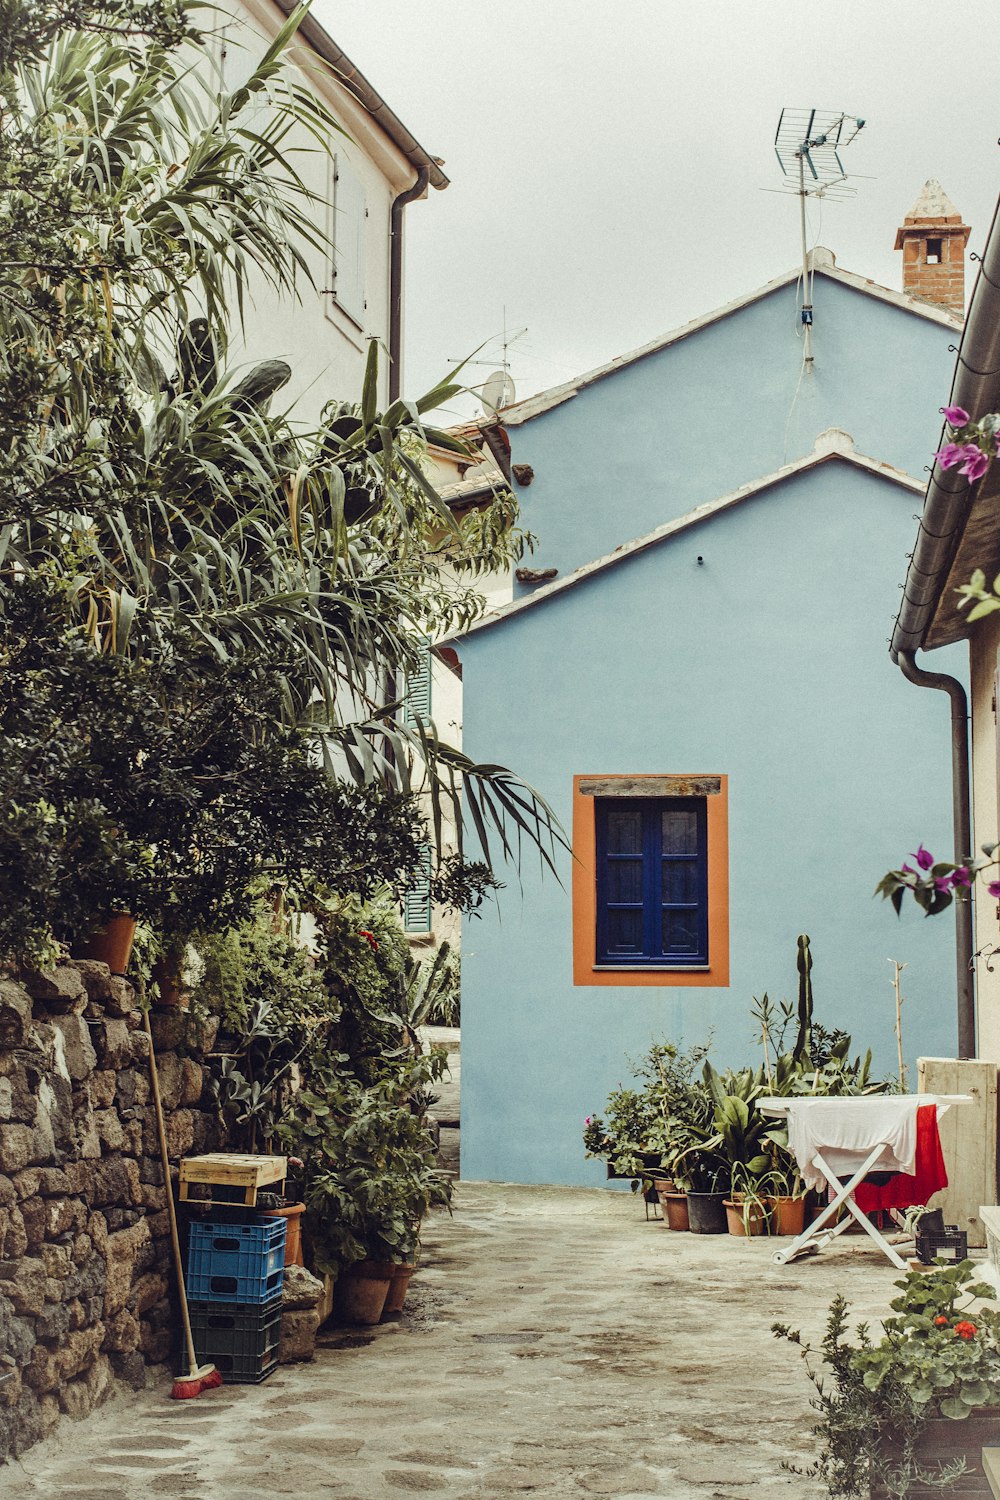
[775,1260,1000,1496]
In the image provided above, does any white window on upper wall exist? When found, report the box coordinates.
[328,153,367,328]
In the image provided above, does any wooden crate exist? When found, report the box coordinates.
[179,1153,287,1207]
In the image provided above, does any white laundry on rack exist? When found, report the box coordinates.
[783,1095,922,1192]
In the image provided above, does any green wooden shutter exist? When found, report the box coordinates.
[404,846,432,933]
[403,643,432,725]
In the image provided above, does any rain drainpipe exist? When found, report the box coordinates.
[896,650,976,1058]
[389,168,429,403]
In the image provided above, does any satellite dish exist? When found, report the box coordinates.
[481,368,516,412]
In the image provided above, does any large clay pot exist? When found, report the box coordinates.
[74,913,137,975]
[334,1260,393,1325]
[381,1261,416,1318]
[261,1203,305,1267]
[769,1196,806,1237]
[152,956,188,1011]
[724,1197,766,1237]
[686,1191,728,1234]
[655,1185,690,1231]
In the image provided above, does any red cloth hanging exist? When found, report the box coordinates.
[853,1102,947,1213]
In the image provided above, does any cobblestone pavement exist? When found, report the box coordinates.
[2,1180,904,1500]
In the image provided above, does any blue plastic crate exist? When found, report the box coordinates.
[186,1219,286,1304]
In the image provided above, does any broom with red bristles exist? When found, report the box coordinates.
[143,1008,223,1400]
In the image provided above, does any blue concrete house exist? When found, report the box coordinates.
[449,207,971,1189]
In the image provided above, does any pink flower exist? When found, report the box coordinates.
[958,443,990,481]
[585,1116,591,1125]
[934,876,954,892]
[911,846,935,872]
[942,405,970,427]
[935,442,966,469]
[952,866,972,887]
[988,881,1000,899]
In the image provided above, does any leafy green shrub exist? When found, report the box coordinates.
[775,1261,1000,1496]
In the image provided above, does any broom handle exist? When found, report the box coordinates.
[144,1008,200,1378]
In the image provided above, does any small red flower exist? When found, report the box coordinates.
[955,1321,978,1340]
[358,929,379,951]
[934,1316,949,1327]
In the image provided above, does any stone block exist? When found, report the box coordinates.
[91,1019,131,1071]
[41,1242,72,1279]
[0,1290,34,1363]
[22,1342,59,1394]
[46,1195,84,1238]
[56,1322,104,1382]
[50,1016,97,1081]
[149,1010,187,1052]
[102,1306,140,1354]
[0,1124,35,1174]
[0,1256,46,1315]
[106,976,137,1017]
[19,1197,46,1251]
[179,1059,205,1108]
[73,960,113,1002]
[0,1061,42,1125]
[0,1175,14,1209]
[131,1270,169,1317]
[153,1053,182,1110]
[35,1167,70,1196]
[163,1109,194,1160]
[58,1356,111,1422]
[281,1263,325,1311]
[37,1391,60,1438]
[89,1156,141,1208]
[278,1306,319,1363]
[34,1299,72,1343]
[94,1109,125,1153]
[112,1350,146,1390]
[0,983,32,1048]
[0,1361,21,1408]
[11,1169,39,1201]
[22,966,87,1011]
[103,1219,152,1316]
[0,1206,27,1259]
[89,1070,117,1110]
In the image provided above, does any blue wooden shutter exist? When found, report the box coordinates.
[595,798,708,965]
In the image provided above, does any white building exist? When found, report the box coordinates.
[204,1,448,415]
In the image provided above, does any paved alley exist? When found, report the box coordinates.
[3,1181,902,1500]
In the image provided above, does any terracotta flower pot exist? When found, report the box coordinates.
[152,956,188,1011]
[261,1203,305,1267]
[74,913,137,976]
[381,1261,415,1318]
[655,1184,690,1231]
[724,1197,766,1237]
[769,1195,806,1237]
[334,1260,393,1325]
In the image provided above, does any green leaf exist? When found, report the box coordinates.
[940,1397,971,1420]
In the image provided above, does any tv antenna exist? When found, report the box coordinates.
[450,307,527,414]
[772,108,866,364]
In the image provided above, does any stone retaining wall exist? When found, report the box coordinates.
[0,961,224,1460]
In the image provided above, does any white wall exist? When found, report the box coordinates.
[970,615,1000,1059]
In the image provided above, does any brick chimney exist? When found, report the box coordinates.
[894,180,970,315]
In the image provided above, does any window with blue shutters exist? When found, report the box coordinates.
[595,797,708,966]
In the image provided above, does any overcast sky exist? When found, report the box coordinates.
[316,0,999,418]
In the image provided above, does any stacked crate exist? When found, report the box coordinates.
[185,1218,287,1384]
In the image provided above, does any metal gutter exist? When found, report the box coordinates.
[897,652,975,1058]
[891,192,1000,659]
[272,1,449,190]
[389,168,428,402]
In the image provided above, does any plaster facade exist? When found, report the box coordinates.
[453,268,964,1188]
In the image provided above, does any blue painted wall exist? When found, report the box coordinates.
[458,459,963,1187]
[509,275,956,589]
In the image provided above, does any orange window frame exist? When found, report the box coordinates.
[572,774,730,988]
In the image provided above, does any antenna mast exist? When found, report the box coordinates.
[773,108,866,365]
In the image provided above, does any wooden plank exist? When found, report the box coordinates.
[179,1154,286,1187]
[918,1058,999,1247]
[578,776,722,799]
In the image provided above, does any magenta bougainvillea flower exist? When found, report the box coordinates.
[911,846,935,871]
[988,881,1000,899]
[935,442,965,469]
[942,405,970,426]
[951,866,972,887]
[957,444,990,481]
